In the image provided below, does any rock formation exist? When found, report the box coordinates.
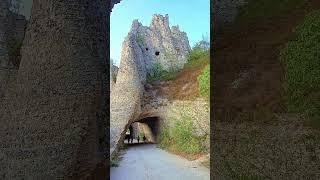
[110,14,191,155]
[131,14,191,72]
[0,1,109,179]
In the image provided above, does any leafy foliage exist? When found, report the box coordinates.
[136,35,146,46]
[198,65,210,100]
[280,10,320,121]
[146,62,168,82]
[188,34,210,62]
[184,51,209,69]
[159,114,204,154]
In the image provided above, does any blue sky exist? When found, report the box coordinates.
[111,0,210,66]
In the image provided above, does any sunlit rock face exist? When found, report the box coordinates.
[110,14,191,155]
[130,14,191,72]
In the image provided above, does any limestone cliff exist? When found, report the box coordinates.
[110,14,191,155]
[130,14,191,72]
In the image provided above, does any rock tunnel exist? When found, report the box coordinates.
[123,116,161,145]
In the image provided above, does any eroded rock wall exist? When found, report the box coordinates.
[131,14,191,72]
[0,1,109,179]
[110,14,191,155]
[110,33,145,155]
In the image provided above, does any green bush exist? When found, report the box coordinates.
[136,35,146,46]
[171,117,201,153]
[184,52,209,69]
[280,10,320,120]
[159,114,203,154]
[146,62,168,82]
[188,48,208,62]
[198,65,210,100]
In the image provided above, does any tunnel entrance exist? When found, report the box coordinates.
[123,116,160,146]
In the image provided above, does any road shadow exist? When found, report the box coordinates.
[124,142,156,147]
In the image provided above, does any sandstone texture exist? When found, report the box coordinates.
[0,1,109,179]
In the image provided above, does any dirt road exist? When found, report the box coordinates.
[110,144,210,180]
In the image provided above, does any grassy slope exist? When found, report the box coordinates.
[155,51,210,160]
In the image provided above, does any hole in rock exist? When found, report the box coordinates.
[146,48,149,51]
[123,117,160,146]
[155,51,160,56]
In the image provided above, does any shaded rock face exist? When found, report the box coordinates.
[0,1,109,179]
[110,14,191,155]
[130,14,191,72]
[213,0,247,29]
[0,0,27,99]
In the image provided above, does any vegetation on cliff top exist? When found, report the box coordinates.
[198,64,210,101]
[280,10,320,126]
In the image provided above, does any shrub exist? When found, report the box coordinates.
[280,10,320,121]
[184,51,209,69]
[146,62,168,82]
[136,35,146,46]
[171,117,201,153]
[188,47,208,62]
[159,114,203,154]
[198,65,210,100]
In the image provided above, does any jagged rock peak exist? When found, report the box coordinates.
[124,14,191,72]
[150,14,170,29]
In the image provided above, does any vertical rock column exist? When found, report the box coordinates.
[110,34,146,156]
[0,1,109,179]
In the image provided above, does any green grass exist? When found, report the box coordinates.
[159,114,205,154]
[197,64,210,100]
[280,10,320,124]
[237,0,308,23]
[184,52,209,69]
[201,157,210,169]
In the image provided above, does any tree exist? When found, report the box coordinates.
[193,33,210,51]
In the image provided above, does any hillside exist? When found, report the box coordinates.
[212,0,320,178]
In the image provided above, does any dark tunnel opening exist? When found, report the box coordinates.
[123,117,160,146]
